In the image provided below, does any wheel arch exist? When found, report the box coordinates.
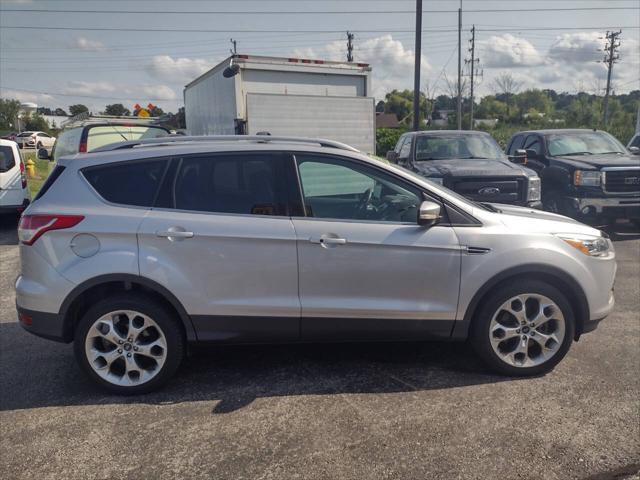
[58,274,198,343]
[453,264,590,341]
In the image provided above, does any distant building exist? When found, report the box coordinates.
[473,118,499,128]
[376,112,400,129]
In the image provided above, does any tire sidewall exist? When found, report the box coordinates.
[470,280,575,376]
[74,293,184,395]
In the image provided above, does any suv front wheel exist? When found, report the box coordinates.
[74,293,185,394]
[470,280,575,376]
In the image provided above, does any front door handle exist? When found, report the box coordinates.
[156,227,194,241]
[310,234,347,247]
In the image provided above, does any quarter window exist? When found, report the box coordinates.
[170,154,288,216]
[296,155,421,223]
[83,159,167,207]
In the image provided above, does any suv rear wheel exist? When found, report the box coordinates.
[74,293,184,394]
[470,280,575,376]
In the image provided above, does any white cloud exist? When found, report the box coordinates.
[146,55,213,84]
[481,34,546,68]
[292,35,431,99]
[73,37,107,52]
[548,32,601,65]
[0,89,56,106]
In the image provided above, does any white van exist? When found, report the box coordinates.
[0,139,30,214]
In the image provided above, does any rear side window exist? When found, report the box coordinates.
[53,127,83,162]
[83,159,167,207]
[86,125,169,152]
[34,166,66,201]
[163,153,288,216]
[0,145,17,172]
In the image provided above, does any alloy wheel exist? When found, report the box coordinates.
[489,294,566,368]
[84,310,167,386]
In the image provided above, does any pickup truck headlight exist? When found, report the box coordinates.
[555,233,611,257]
[428,177,444,185]
[573,170,601,186]
[527,177,541,201]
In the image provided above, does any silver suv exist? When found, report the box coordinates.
[16,136,616,394]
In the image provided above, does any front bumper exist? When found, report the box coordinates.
[565,195,640,221]
[17,305,70,343]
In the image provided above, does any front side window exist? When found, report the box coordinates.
[83,159,167,207]
[86,125,169,151]
[169,153,288,216]
[296,154,421,223]
[415,134,504,161]
[398,136,412,159]
[547,131,627,156]
[524,135,542,155]
[631,135,640,148]
[507,134,525,155]
[53,127,83,162]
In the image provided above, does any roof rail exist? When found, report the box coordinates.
[91,135,360,153]
[61,113,162,129]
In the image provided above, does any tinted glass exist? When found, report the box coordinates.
[83,159,167,207]
[53,127,83,162]
[87,125,169,151]
[523,135,541,155]
[0,146,16,172]
[415,134,504,161]
[398,136,412,158]
[171,154,287,215]
[507,134,525,155]
[547,131,626,156]
[17,132,33,137]
[296,154,421,223]
[632,135,640,148]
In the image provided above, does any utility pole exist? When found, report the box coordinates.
[602,30,621,126]
[230,38,237,55]
[457,1,462,130]
[346,31,354,62]
[413,0,423,131]
[465,25,481,130]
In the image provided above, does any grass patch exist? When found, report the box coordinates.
[22,150,53,198]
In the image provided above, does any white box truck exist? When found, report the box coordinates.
[184,54,376,154]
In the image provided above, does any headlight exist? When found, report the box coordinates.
[555,233,611,257]
[527,177,541,201]
[573,170,601,186]
[428,177,444,185]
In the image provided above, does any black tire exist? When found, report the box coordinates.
[470,279,575,377]
[74,293,185,394]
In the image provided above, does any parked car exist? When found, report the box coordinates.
[0,139,30,214]
[15,131,56,150]
[627,132,640,155]
[1,132,18,142]
[387,131,542,208]
[38,121,171,163]
[506,129,640,226]
[17,135,616,394]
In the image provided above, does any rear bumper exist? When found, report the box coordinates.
[17,305,70,343]
[0,198,30,213]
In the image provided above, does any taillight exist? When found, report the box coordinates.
[20,161,27,188]
[79,142,87,153]
[18,214,84,246]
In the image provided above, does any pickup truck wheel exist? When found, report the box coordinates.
[470,280,575,376]
[74,293,185,394]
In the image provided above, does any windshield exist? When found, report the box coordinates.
[86,125,169,151]
[547,131,626,156]
[415,134,504,161]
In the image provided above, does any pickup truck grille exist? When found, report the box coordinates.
[603,169,640,194]
[449,177,524,203]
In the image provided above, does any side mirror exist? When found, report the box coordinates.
[509,149,527,164]
[525,149,539,160]
[629,146,640,155]
[37,148,50,160]
[386,150,398,163]
[418,200,441,227]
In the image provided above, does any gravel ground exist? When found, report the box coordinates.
[0,215,638,480]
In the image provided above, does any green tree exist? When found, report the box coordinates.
[104,103,131,116]
[0,98,21,130]
[22,112,50,133]
[54,107,68,116]
[68,104,89,116]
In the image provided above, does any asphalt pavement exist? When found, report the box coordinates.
[0,215,638,480]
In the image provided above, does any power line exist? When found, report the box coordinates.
[0,86,178,102]
[1,7,637,14]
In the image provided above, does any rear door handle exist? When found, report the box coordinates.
[156,228,194,240]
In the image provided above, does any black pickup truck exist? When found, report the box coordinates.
[387,130,542,208]
[506,129,640,225]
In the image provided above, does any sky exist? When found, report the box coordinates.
[0,0,639,114]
